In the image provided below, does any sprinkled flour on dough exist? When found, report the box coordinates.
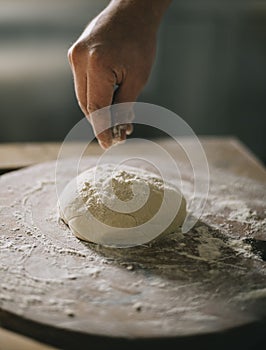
[59,164,186,247]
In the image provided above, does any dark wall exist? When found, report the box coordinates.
[141,0,266,162]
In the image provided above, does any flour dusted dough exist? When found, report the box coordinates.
[59,164,186,247]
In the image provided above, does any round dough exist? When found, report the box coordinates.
[58,164,186,247]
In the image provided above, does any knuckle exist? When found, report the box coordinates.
[88,46,105,66]
[67,47,73,64]
[68,41,87,64]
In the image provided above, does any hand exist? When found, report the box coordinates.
[68,0,170,149]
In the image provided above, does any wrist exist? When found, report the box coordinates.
[107,0,172,30]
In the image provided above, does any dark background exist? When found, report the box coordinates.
[0,0,265,163]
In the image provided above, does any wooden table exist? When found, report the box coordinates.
[0,137,265,181]
[0,137,265,350]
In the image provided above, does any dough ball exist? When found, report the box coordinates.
[59,164,186,247]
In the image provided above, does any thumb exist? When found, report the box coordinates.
[112,78,141,138]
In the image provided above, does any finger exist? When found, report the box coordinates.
[124,109,135,136]
[113,76,141,105]
[87,52,116,149]
[90,108,113,149]
[112,124,127,143]
[119,127,127,141]
[73,71,87,116]
[126,123,134,135]
[112,78,139,133]
[68,45,88,116]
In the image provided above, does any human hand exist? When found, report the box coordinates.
[68,0,170,149]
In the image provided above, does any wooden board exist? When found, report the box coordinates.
[0,327,57,350]
[0,138,266,349]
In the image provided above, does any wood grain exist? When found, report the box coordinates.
[0,138,265,349]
